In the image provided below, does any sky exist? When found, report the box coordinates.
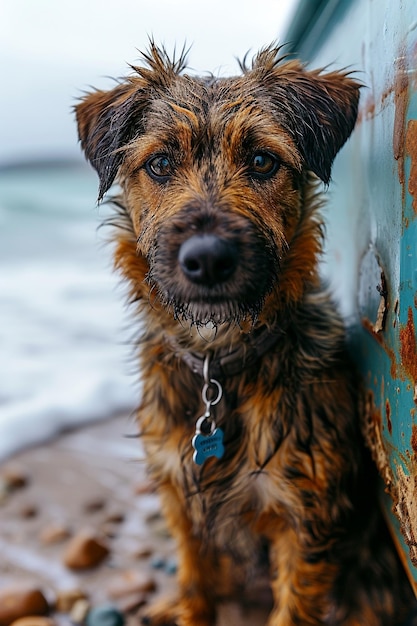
[0,0,297,165]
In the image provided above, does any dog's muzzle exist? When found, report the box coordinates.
[149,208,278,325]
[178,234,238,287]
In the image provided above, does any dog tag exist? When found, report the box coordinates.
[192,427,225,465]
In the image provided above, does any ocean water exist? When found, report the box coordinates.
[0,162,139,461]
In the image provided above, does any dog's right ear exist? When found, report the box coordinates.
[75,83,147,200]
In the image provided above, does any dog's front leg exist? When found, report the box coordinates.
[143,481,217,626]
[266,524,337,626]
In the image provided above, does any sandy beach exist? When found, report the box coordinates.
[0,415,271,625]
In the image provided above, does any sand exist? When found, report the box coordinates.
[0,416,270,625]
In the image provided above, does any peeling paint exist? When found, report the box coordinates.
[363,393,417,567]
[393,53,410,185]
[394,464,417,566]
[363,392,395,493]
[405,119,417,214]
[374,272,388,333]
[386,399,392,435]
[394,298,399,329]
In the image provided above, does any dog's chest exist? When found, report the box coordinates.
[180,414,288,540]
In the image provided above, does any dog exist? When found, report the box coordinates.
[76,43,414,626]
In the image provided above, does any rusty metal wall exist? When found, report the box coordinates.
[285,0,417,590]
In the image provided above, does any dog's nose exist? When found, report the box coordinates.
[179,234,238,286]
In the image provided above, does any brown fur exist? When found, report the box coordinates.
[76,43,413,625]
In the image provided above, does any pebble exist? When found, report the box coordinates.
[150,556,165,570]
[144,511,162,524]
[164,559,177,576]
[83,498,106,514]
[39,523,71,545]
[107,570,157,599]
[1,467,29,491]
[62,530,110,570]
[117,593,147,614]
[0,480,9,503]
[9,618,55,626]
[133,481,155,495]
[150,519,171,539]
[69,599,90,624]
[104,512,125,525]
[0,588,49,626]
[133,546,153,559]
[55,589,87,613]
[85,605,125,626]
[100,526,117,540]
[19,505,38,520]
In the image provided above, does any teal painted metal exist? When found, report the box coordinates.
[285,0,417,588]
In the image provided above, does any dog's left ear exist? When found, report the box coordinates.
[75,82,148,200]
[268,64,360,183]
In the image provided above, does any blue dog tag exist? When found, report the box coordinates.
[192,427,225,465]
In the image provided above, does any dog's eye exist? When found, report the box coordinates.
[145,155,173,181]
[250,152,280,179]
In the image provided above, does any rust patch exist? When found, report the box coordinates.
[393,54,409,186]
[405,119,417,214]
[400,307,417,383]
[411,424,417,456]
[386,399,392,435]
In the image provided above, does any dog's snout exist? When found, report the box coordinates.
[179,234,238,286]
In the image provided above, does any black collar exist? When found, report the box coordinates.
[168,323,286,379]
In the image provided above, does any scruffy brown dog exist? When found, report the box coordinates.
[76,44,413,626]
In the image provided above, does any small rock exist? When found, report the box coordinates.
[39,523,71,545]
[1,467,29,491]
[0,478,10,503]
[19,505,38,519]
[0,588,49,626]
[69,599,90,624]
[104,512,124,525]
[144,511,162,524]
[55,589,87,613]
[150,556,165,570]
[9,618,55,626]
[117,593,147,614]
[62,530,109,570]
[164,559,177,576]
[86,605,124,626]
[107,571,157,599]
[133,546,153,560]
[83,498,106,514]
[100,526,117,540]
[133,481,154,495]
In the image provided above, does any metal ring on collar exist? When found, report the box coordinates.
[202,379,223,406]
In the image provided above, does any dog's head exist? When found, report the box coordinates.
[76,43,360,327]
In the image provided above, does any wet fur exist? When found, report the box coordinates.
[76,43,413,625]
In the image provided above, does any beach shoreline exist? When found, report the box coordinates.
[0,415,270,625]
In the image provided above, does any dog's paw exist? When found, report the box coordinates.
[140,596,179,626]
[140,594,215,626]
